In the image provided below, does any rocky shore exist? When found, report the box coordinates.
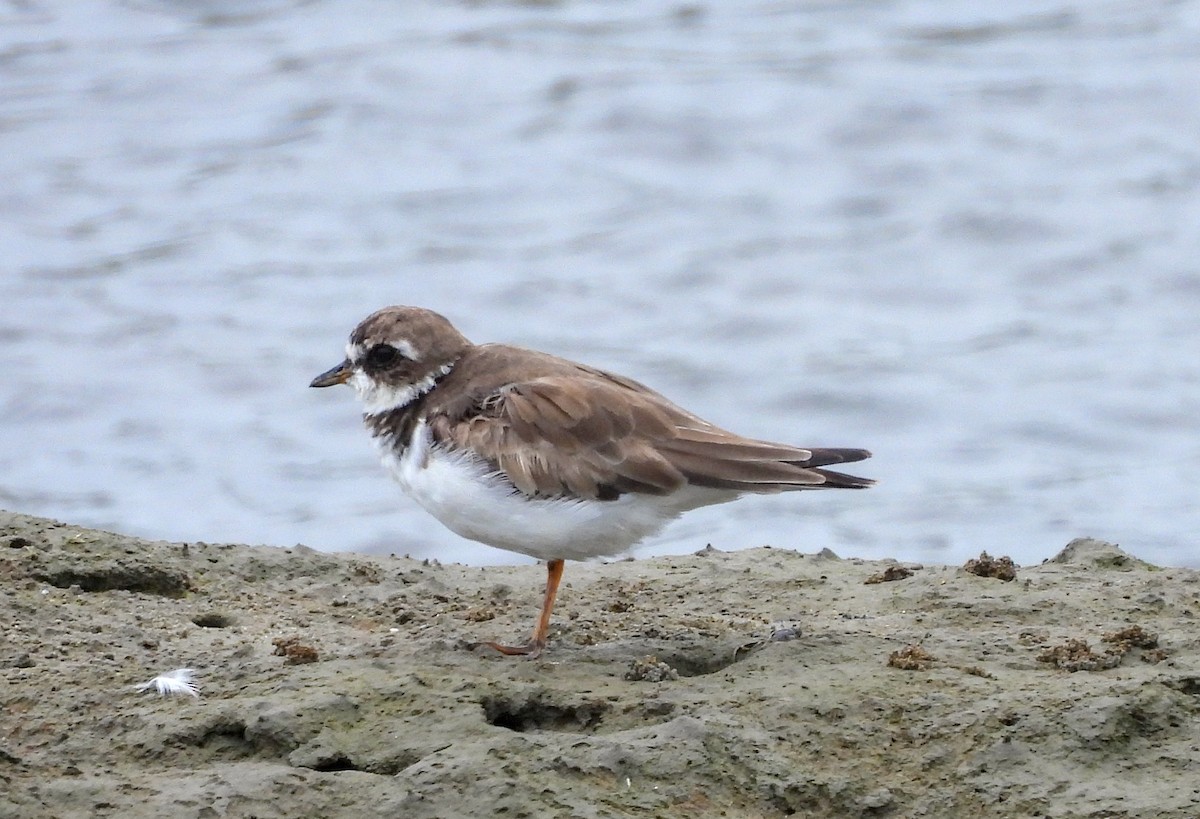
[2,509,1198,818]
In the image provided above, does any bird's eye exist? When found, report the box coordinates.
[365,344,403,369]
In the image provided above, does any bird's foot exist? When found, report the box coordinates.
[480,639,546,659]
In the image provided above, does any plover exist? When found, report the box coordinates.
[311,306,872,657]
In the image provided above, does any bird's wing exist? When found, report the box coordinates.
[428,372,872,500]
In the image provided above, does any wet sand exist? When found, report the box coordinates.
[2,509,1199,818]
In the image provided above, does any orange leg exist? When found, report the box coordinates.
[484,558,564,659]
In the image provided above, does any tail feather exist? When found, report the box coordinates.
[796,447,872,468]
[662,442,874,493]
[790,448,873,489]
[806,466,875,489]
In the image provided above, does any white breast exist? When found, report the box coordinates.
[373,419,727,562]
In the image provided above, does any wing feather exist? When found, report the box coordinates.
[430,370,871,500]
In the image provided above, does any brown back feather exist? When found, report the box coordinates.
[424,345,873,501]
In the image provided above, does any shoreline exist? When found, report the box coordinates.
[3,509,1199,818]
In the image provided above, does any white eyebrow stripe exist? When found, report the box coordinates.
[345,339,420,362]
[391,339,419,362]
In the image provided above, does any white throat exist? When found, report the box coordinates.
[353,363,453,417]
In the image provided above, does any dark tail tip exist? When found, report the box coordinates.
[814,468,875,488]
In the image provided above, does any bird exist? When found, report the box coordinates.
[311,306,872,658]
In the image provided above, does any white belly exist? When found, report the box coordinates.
[374,420,729,562]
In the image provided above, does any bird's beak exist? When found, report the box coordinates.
[310,359,353,388]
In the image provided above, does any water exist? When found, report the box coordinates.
[3,0,1199,569]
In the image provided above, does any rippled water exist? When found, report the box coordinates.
[3,0,1199,567]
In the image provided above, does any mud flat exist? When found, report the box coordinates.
[2,509,1199,818]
